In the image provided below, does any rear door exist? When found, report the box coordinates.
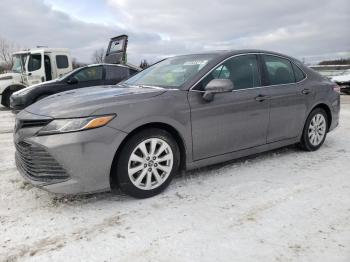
[55,54,72,78]
[260,54,307,143]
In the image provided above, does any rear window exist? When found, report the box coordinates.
[56,55,69,69]
[105,66,129,80]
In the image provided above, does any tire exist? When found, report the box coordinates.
[114,128,180,198]
[299,108,328,151]
[1,89,13,107]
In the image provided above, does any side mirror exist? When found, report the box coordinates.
[67,77,78,84]
[203,79,234,101]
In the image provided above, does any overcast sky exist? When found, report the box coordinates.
[0,0,349,65]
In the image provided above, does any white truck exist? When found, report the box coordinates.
[0,48,72,107]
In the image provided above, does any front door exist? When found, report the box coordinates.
[26,52,45,85]
[64,65,104,92]
[189,54,270,160]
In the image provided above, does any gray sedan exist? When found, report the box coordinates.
[14,50,340,198]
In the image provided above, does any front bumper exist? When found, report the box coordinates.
[14,122,128,194]
[10,94,26,110]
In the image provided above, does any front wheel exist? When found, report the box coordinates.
[114,128,180,198]
[299,108,328,151]
[1,89,13,107]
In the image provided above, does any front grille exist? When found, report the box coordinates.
[16,119,51,130]
[15,141,69,182]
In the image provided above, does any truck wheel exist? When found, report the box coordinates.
[1,89,13,107]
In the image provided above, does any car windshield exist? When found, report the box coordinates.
[123,54,216,88]
[11,54,28,73]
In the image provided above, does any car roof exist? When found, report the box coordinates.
[13,48,70,54]
[172,49,299,62]
[86,63,141,71]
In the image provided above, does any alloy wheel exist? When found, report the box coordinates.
[128,138,174,190]
[308,113,326,146]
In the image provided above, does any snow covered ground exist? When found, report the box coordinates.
[1,97,350,262]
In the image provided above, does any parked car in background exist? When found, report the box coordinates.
[14,50,340,198]
[10,63,140,110]
[0,48,72,107]
[331,69,350,94]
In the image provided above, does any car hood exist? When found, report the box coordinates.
[14,78,60,95]
[24,85,166,118]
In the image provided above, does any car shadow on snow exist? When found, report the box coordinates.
[48,145,301,206]
[175,145,299,182]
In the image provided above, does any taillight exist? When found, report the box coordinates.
[332,85,341,93]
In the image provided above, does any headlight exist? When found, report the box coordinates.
[37,115,115,135]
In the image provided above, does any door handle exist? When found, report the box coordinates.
[255,94,269,102]
[302,88,310,95]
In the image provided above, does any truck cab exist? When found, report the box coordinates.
[0,48,72,107]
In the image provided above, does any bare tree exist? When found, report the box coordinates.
[139,59,149,69]
[72,57,87,69]
[92,48,105,64]
[0,38,20,70]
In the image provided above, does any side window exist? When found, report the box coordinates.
[56,55,69,69]
[292,63,306,82]
[105,66,129,80]
[73,66,103,82]
[212,65,230,79]
[196,54,260,90]
[28,54,42,72]
[263,55,295,85]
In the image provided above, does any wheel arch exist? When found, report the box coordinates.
[1,84,26,105]
[110,122,187,189]
[309,103,332,131]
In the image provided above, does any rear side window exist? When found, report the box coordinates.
[105,66,129,80]
[28,54,42,72]
[56,55,69,69]
[292,63,306,82]
[263,55,295,85]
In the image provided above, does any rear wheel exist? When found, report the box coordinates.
[299,108,328,151]
[115,128,180,198]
